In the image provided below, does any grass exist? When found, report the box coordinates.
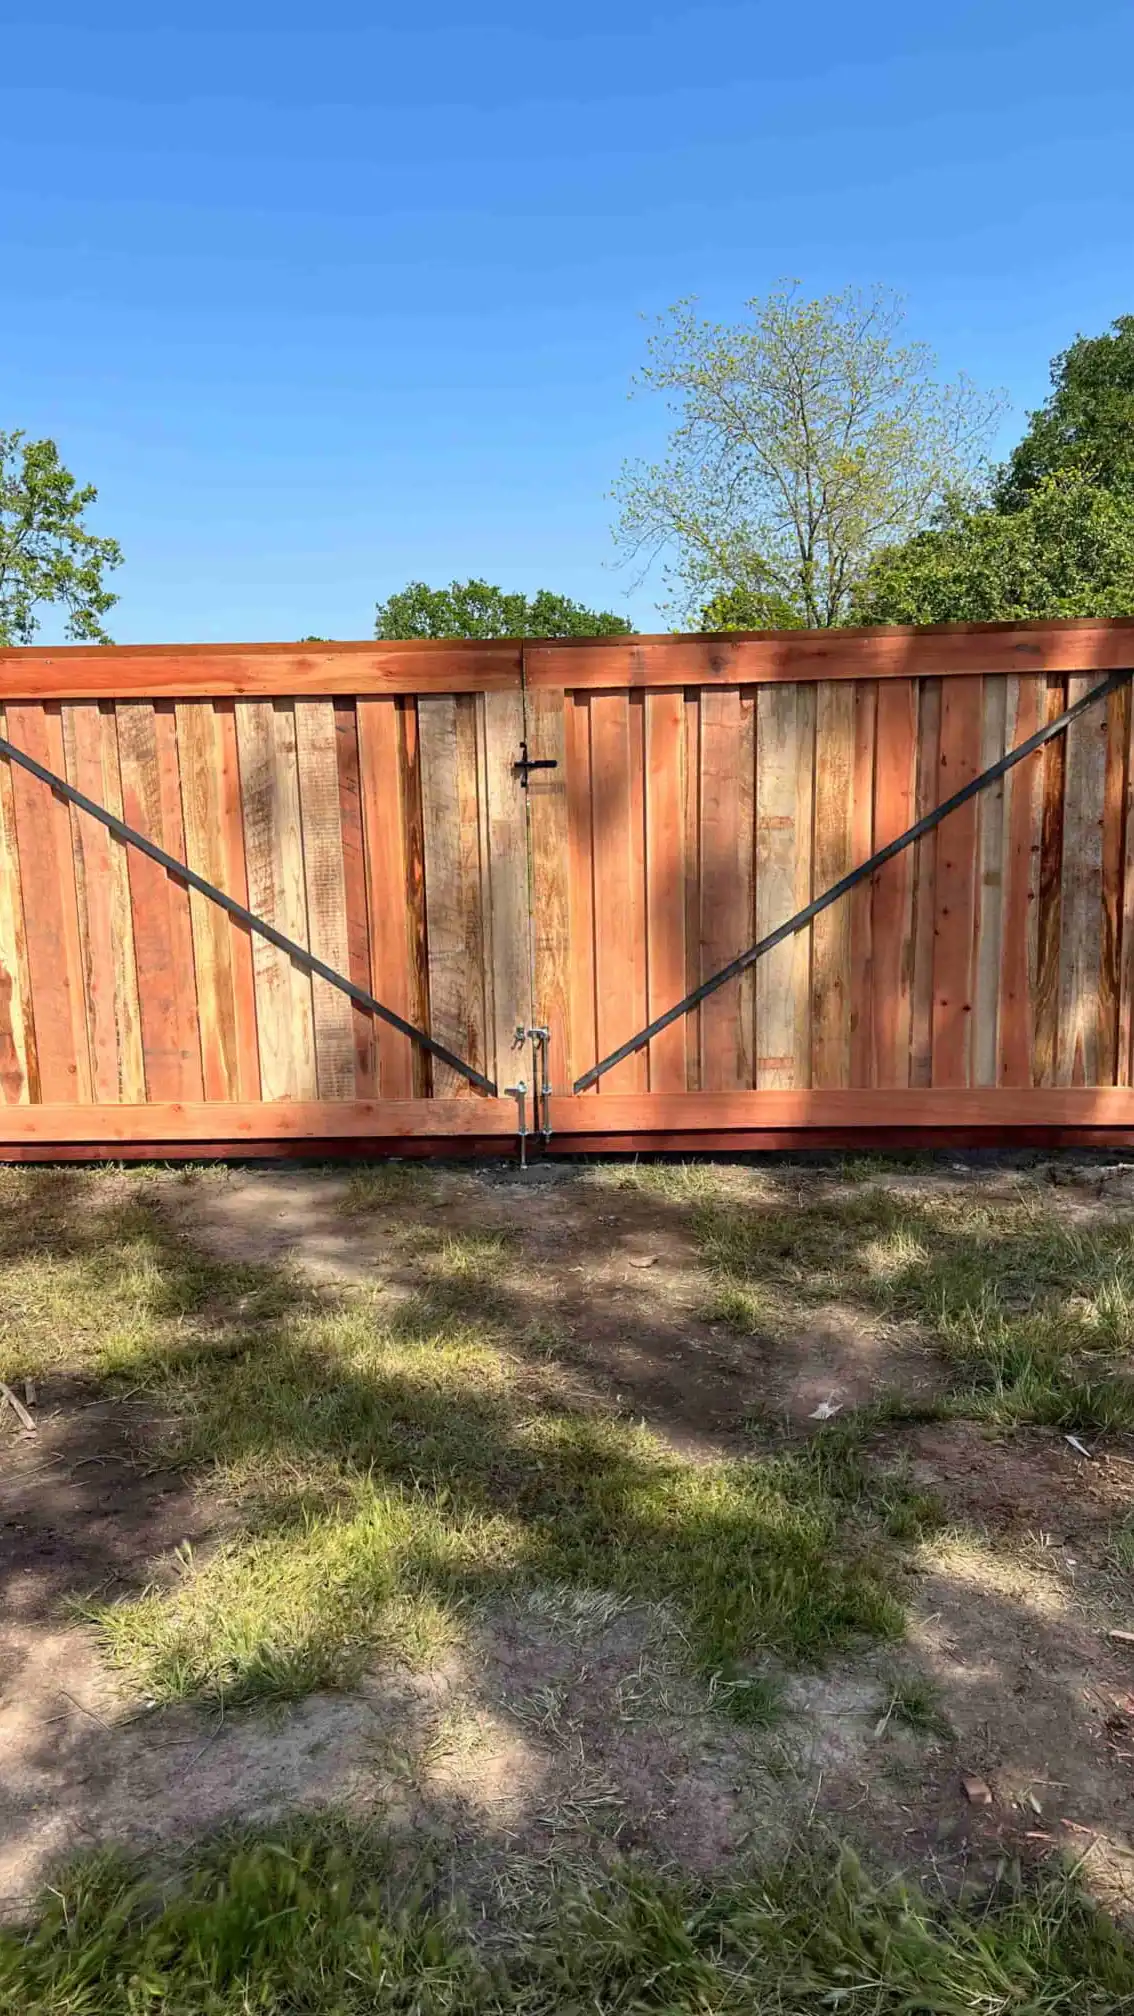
[1106,1513,1134,1574]
[668,1169,1134,1433]
[0,1169,933,1711]
[2,1823,1131,2015]
[873,1673,953,1741]
[342,1162,440,1213]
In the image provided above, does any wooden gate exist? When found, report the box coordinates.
[522,623,1134,1152]
[1,620,1134,1157]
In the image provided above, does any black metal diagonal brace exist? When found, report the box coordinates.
[575,666,1133,1094]
[0,729,497,1098]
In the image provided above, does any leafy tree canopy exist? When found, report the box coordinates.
[613,283,999,629]
[997,315,1134,508]
[375,579,633,639]
[852,472,1134,624]
[699,584,804,631]
[0,431,123,645]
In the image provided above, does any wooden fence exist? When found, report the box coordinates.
[1,619,1133,1157]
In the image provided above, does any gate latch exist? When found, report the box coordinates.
[513,741,558,790]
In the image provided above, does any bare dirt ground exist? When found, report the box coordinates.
[2,1154,1133,1923]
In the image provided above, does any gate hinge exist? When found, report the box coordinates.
[513,741,558,790]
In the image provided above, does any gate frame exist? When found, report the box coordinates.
[4,618,1134,1158]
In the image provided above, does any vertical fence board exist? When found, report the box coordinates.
[7,705,93,1102]
[483,689,531,1093]
[358,700,415,1099]
[811,683,857,1088]
[1057,676,1108,1084]
[418,695,488,1095]
[755,684,813,1089]
[0,711,39,1103]
[971,678,1008,1087]
[564,694,598,1091]
[176,703,259,1101]
[116,703,202,1101]
[589,692,648,1093]
[334,701,377,1098]
[62,704,145,1104]
[699,688,755,1090]
[236,701,317,1102]
[997,678,1045,1086]
[645,691,687,1091]
[930,676,982,1087]
[526,685,572,1098]
[295,700,356,1099]
[848,683,877,1087]
[683,692,702,1092]
[870,680,917,1088]
[1100,683,1128,1086]
[400,702,432,1099]
[1033,679,1068,1087]
[909,680,942,1087]
[1119,694,1134,1085]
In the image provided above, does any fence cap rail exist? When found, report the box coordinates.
[2,616,1134,698]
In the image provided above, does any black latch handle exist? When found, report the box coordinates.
[513,741,558,790]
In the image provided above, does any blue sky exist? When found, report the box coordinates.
[3,1,1133,641]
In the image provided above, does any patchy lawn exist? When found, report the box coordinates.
[2,1153,1134,2002]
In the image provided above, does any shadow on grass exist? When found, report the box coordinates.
[0,1167,936,1711]
[674,1171,1134,1431]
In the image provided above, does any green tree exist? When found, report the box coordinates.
[997,315,1134,508]
[699,583,804,631]
[852,472,1134,623]
[613,283,1000,628]
[0,432,122,645]
[375,579,633,639]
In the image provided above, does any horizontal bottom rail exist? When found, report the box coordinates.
[547,1089,1134,1132]
[0,1098,517,1146]
[1,1088,1134,1160]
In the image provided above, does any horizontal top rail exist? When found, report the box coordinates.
[524,618,1134,688]
[2,617,1134,698]
[0,639,524,700]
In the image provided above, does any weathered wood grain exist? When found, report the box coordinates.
[848,682,877,1087]
[357,699,416,1099]
[334,700,377,1097]
[526,685,572,1096]
[0,710,38,1103]
[997,678,1045,1086]
[683,691,702,1092]
[418,695,489,1095]
[645,691,687,1091]
[870,680,917,1088]
[7,704,93,1102]
[811,683,857,1088]
[908,680,943,1086]
[699,687,755,1090]
[62,704,145,1104]
[174,702,259,1101]
[589,692,648,1094]
[1034,678,1067,1086]
[564,694,598,1092]
[235,700,317,1102]
[295,699,356,1099]
[972,678,1008,1087]
[1057,674,1108,1084]
[482,689,531,1093]
[116,703,202,1101]
[930,677,982,1087]
[755,683,813,1089]
[1100,682,1128,1086]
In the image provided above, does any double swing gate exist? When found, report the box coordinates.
[2,619,1134,1159]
